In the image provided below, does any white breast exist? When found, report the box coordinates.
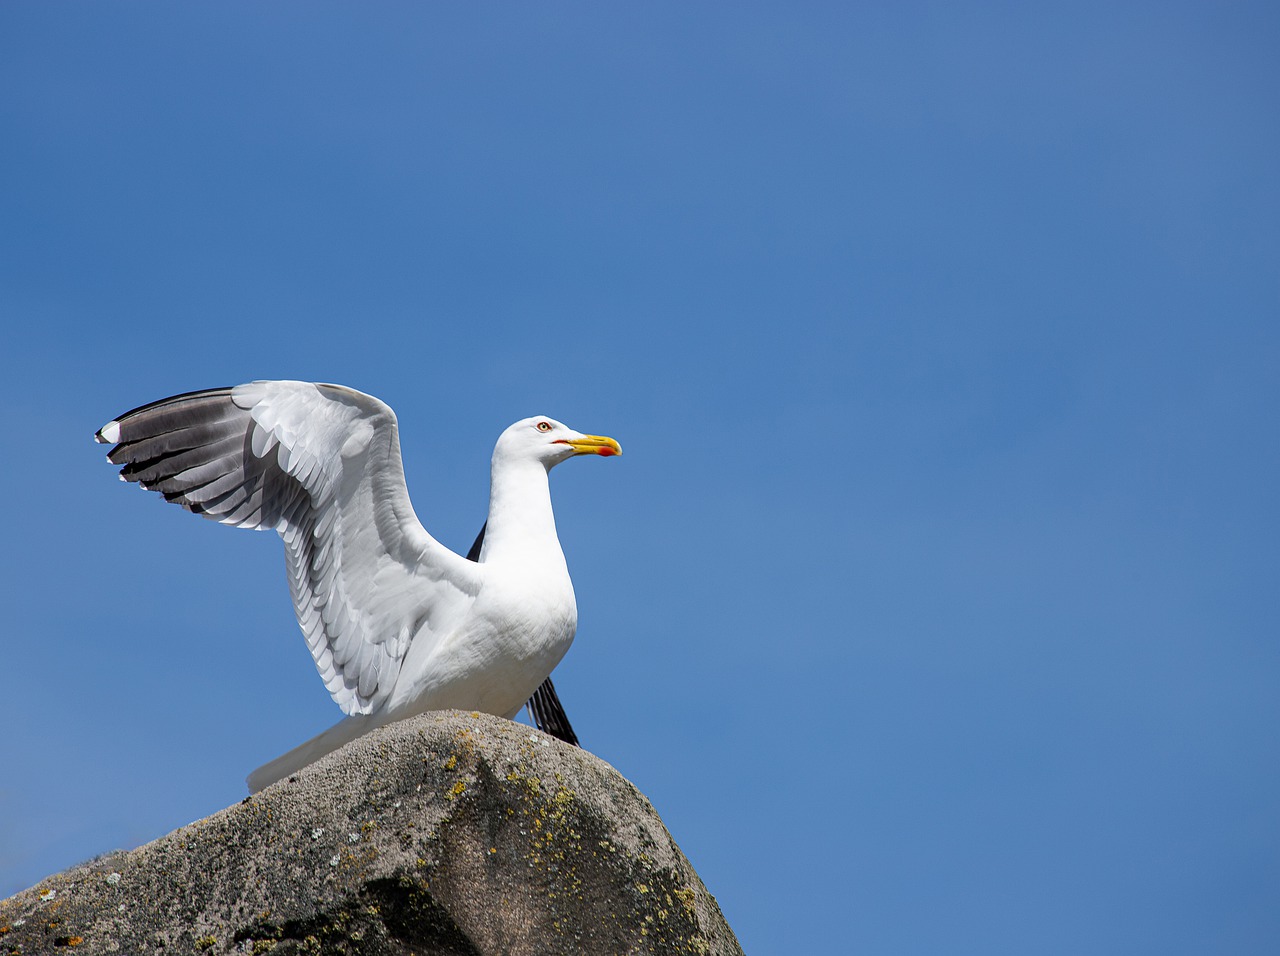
[386,562,578,719]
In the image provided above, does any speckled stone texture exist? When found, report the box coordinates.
[1,711,741,955]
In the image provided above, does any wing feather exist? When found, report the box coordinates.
[97,380,483,715]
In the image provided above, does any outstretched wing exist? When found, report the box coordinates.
[96,380,483,716]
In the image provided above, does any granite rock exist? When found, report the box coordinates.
[1,711,741,955]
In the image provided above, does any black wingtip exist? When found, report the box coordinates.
[94,386,238,447]
[106,386,237,424]
[464,522,487,563]
[527,677,580,747]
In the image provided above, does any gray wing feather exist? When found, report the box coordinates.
[98,381,483,716]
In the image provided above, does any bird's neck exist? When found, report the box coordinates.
[483,458,565,566]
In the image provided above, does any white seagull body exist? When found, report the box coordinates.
[95,381,620,791]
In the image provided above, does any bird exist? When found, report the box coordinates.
[94,380,620,791]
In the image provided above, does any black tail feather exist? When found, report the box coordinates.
[527,677,580,746]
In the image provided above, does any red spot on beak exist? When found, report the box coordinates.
[597,447,618,456]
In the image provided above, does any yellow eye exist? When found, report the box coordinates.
[536,421,552,432]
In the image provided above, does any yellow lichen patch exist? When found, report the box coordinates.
[194,936,218,951]
[551,786,575,807]
[446,781,467,800]
[449,726,481,767]
[636,883,650,894]
[506,767,542,795]
[673,887,697,916]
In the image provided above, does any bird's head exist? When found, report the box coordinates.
[494,416,622,470]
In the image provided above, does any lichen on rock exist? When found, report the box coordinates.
[1,711,741,955]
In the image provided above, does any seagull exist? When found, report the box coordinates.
[95,380,621,791]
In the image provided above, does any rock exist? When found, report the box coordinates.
[0,711,741,955]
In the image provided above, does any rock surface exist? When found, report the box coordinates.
[1,711,741,955]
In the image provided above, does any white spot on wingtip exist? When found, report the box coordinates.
[97,420,121,444]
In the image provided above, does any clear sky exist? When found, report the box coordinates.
[2,3,1277,952]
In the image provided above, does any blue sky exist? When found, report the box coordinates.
[2,3,1277,952]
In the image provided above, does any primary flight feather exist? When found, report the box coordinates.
[95,380,620,791]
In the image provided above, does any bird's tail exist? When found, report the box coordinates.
[246,714,376,793]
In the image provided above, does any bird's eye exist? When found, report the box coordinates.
[536,421,552,432]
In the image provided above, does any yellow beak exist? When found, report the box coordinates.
[558,434,622,457]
